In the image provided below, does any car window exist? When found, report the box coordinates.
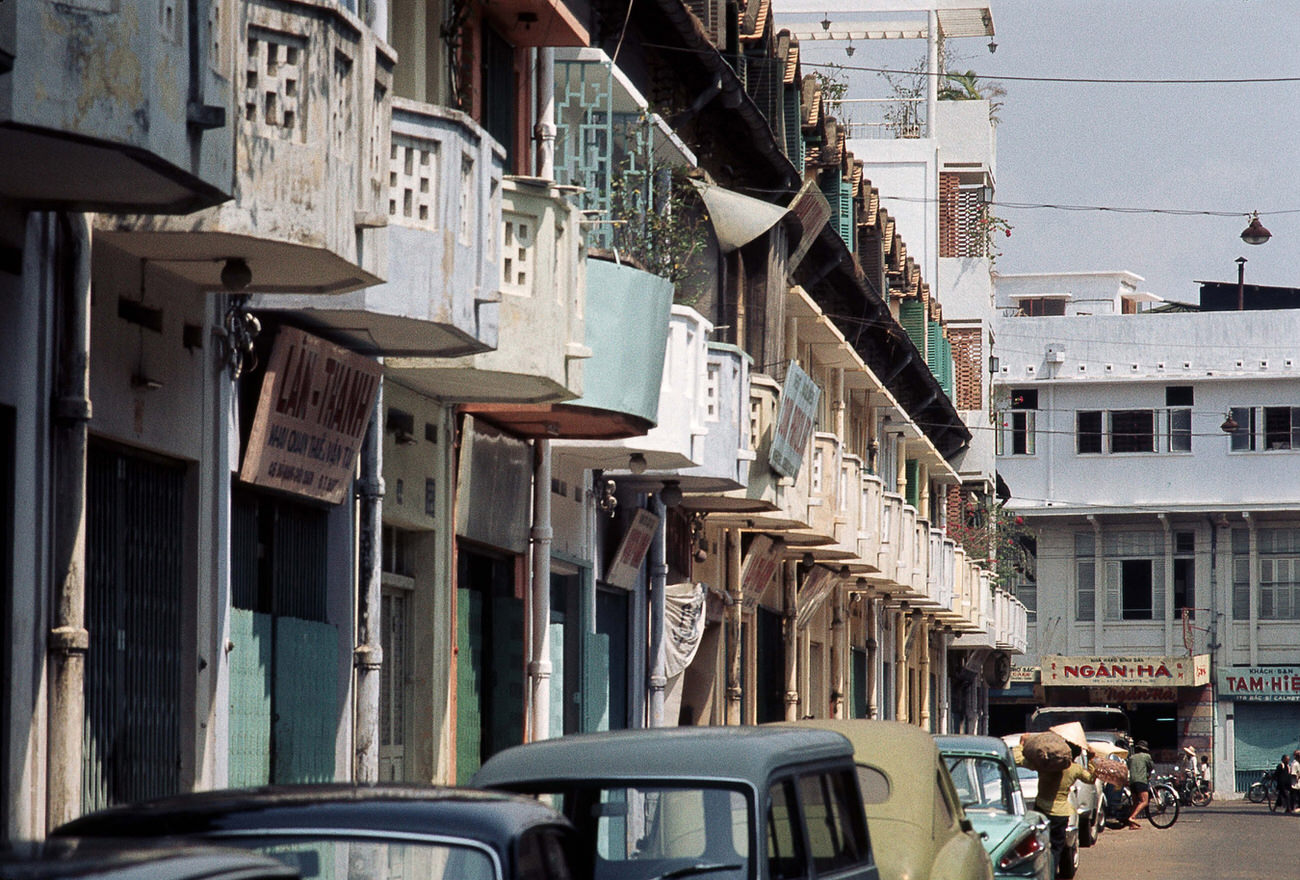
[593,785,748,870]
[203,836,498,880]
[854,765,890,805]
[796,769,869,875]
[768,779,807,880]
[944,757,1013,813]
[934,769,957,828]
[518,828,576,880]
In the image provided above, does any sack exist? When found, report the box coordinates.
[1021,731,1072,772]
[1093,757,1129,787]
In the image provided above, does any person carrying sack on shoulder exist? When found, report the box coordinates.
[1126,740,1154,829]
[1013,728,1097,874]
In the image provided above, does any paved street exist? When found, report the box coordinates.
[1080,797,1293,879]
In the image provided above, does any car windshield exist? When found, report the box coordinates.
[537,785,750,880]
[193,834,527,880]
[944,757,1014,813]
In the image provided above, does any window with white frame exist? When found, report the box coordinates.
[1075,530,1168,620]
[998,388,1037,456]
[1109,409,1155,453]
[1075,533,1095,621]
[1166,386,1193,452]
[1229,406,1300,452]
[1233,527,1300,620]
[1076,405,1190,454]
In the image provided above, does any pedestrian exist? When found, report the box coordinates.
[1126,739,1154,829]
[1290,750,1300,813]
[1272,753,1292,813]
[1014,734,1099,872]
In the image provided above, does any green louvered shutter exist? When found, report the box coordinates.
[899,300,927,356]
[905,459,920,509]
[840,180,854,251]
[784,89,805,170]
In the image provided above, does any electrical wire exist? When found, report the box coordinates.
[798,58,1300,86]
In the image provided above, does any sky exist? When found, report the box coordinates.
[774,1,1300,303]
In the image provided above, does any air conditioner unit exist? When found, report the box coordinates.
[1045,345,1066,364]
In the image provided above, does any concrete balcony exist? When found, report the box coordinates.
[802,434,853,561]
[390,177,587,417]
[1,0,231,212]
[854,475,885,575]
[833,454,864,552]
[251,100,504,356]
[94,0,393,294]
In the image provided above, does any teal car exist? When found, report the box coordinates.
[935,735,1059,880]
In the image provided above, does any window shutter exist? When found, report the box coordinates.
[899,300,927,354]
[1104,560,1122,620]
[1076,561,1095,621]
[1152,557,1165,620]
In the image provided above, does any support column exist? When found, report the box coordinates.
[725,528,743,725]
[47,211,91,831]
[865,596,879,719]
[354,384,385,781]
[535,48,556,180]
[917,617,931,731]
[784,559,800,721]
[529,439,553,740]
[895,607,908,722]
[830,582,846,718]
[648,496,668,727]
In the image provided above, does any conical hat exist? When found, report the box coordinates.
[1049,721,1088,750]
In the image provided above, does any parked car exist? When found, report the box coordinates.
[934,735,1059,880]
[54,784,579,880]
[777,720,993,880]
[472,725,880,880]
[0,839,298,880]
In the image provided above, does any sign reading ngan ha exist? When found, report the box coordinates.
[240,327,382,504]
[1041,654,1210,688]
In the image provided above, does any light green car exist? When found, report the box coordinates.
[781,720,994,880]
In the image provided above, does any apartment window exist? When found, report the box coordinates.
[1013,577,1037,623]
[1166,386,1193,452]
[998,389,1037,456]
[1077,410,1103,454]
[1017,298,1066,316]
[1109,409,1155,453]
[1075,533,1095,621]
[1234,527,1300,620]
[1173,531,1195,612]
[1264,406,1300,450]
[1104,531,1165,620]
[1228,406,1256,451]
[1119,560,1154,619]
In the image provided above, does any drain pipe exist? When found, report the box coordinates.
[529,439,553,740]
[647,495,668,727]
[725,527,742,724]
[354,384,384,782]
[47,211,92,830]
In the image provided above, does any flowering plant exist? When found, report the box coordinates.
[946,496,1035,586]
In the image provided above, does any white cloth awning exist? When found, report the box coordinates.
[692,180,790,253]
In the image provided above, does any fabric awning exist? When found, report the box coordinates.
[692,180,791,253]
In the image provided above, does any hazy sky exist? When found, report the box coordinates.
[776,1,1300,302]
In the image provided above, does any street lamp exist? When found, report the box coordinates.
[1241,212,1271,245]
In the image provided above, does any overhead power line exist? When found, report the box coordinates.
[801,59,1300,85]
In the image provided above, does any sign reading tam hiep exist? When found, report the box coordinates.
[240,327,382,504]
[1041,654,1210,687]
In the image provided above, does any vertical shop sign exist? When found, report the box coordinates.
[606,508,660,588]
[739,535,783,611]
[240,327,382,504]
[770,362,820,479]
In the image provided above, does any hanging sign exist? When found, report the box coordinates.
[240,327,381,504]
[1041,654,1210,687]
[739,534,783,611]
[769,362,820,479]
[795,565,837,629]
[606,508,660,589]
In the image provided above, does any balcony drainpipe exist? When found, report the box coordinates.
[648,495,668,727]
[354,384,384,782]
[529,439,553,740]
[535,48,556,181]
[47,211,91,831]
[784,559,800,720]
[725,527,743,724]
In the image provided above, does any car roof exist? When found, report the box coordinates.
[934,734,1017,763]
[472,726,855,791]
[53,784,572,849]
[0,839,298,880]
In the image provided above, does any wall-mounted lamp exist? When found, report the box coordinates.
[597,476,618,516]
[845,40,855,57]
[1220,411,1239,434]
[222,293,260,380]
[220,257,252,292]
[821,14,831,31]
[987,39,997,54]
[628,452,648,474]
[1241,212,1272,246]
[690,512,709,563]
[659,480,683,508]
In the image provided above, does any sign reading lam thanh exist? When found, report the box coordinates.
[240,327,382,504]
[1215,666,1300,701]
[1041,654,1210,687]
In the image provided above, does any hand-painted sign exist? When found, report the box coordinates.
[739,534,783,611]
[240,327,381,504]
[1041,654,1210,687]
[1216,666,1300,701]
[770,362,820,479]
[606,509,660,589]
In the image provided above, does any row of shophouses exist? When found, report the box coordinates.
[0,0,1029,839]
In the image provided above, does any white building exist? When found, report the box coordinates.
[992,270,1300,794]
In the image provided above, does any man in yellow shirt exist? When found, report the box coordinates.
[1014,741,1098,877]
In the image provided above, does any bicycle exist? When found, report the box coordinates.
[1106,781,1180,829]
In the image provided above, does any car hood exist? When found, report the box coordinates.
[863,816,932,880]
[962,810,1030,858]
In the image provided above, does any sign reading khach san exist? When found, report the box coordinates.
[1216,666,1300,701]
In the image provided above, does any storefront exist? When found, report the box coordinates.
[1038,654,1211,766]
[989,665,1040,736]
[1216,665,1300,793]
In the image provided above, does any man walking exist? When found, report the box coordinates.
[1126,740,1154,829]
